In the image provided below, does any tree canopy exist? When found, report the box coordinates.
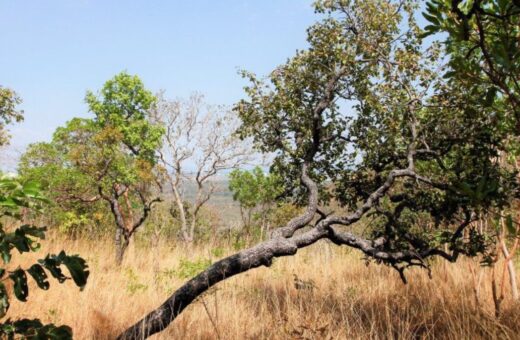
[20,72,164,264]
[0,86,23,147]
[119,1,520,338]
[423,0,520,130]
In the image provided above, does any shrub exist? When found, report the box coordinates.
[0,175,89,339]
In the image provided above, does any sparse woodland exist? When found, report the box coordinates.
[2,0,520,339]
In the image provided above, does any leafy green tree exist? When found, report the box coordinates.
[18,141,113,238]
[0,81,89,338]
[422,0,520,310]
[0,86,23,147]
[85,72,164,163]
[0,175,88,339]
[422,0,520,130]
[119,1,518,338]
[20,72,164,264]
[228,166,283,237]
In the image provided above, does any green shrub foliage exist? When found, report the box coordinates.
[0,175,89,339]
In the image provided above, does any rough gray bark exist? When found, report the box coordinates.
[115,232,130,266]
[117,237,301,339]
[114,227,126,266]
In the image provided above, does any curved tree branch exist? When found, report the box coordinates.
[270,163,319,238]
[117,164,435,339]
[117,236,305,339]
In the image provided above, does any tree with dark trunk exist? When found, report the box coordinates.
[119,0,519,338]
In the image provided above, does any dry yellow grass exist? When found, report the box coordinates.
[8,236,520,340]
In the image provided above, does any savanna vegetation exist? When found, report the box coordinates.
[2,0,520,339]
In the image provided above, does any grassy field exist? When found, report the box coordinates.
[10,236,520,340]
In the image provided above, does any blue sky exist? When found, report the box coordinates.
[0,0,316,168]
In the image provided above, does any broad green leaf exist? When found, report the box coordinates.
[9,319,72,339]
[62,255,89,289]
[422,12,440,25]
[0,283,9,318]
[9,269,28,302]
[39,255,67,283]
[27,264,50,290]
[20,225,46,240]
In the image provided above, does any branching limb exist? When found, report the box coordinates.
[270,163,319,238]
[118,160,435,339]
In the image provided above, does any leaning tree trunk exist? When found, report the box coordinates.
[117,236,301,339]
[115,228,130,266]
[117,166,444,339]
[118,163,322,339]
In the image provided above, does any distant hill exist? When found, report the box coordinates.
[162,177,242,223]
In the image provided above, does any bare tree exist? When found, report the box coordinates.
[153,93,251,242]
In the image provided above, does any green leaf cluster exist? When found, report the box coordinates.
[0,86,24,147]
[18,72,165,240]
[235,0,519,261]
[228,167,283,210]
[0,175,89,339]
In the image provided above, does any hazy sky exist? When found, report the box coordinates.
[0,0,316,169]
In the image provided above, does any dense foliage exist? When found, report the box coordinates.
[423,0,520,130]
[0,86,24,147]
[229,166,284,235]
[235,0,517,267]
[0,175,88,339]
[20,72,164,263]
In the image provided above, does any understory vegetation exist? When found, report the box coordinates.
[10,237,520,339]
